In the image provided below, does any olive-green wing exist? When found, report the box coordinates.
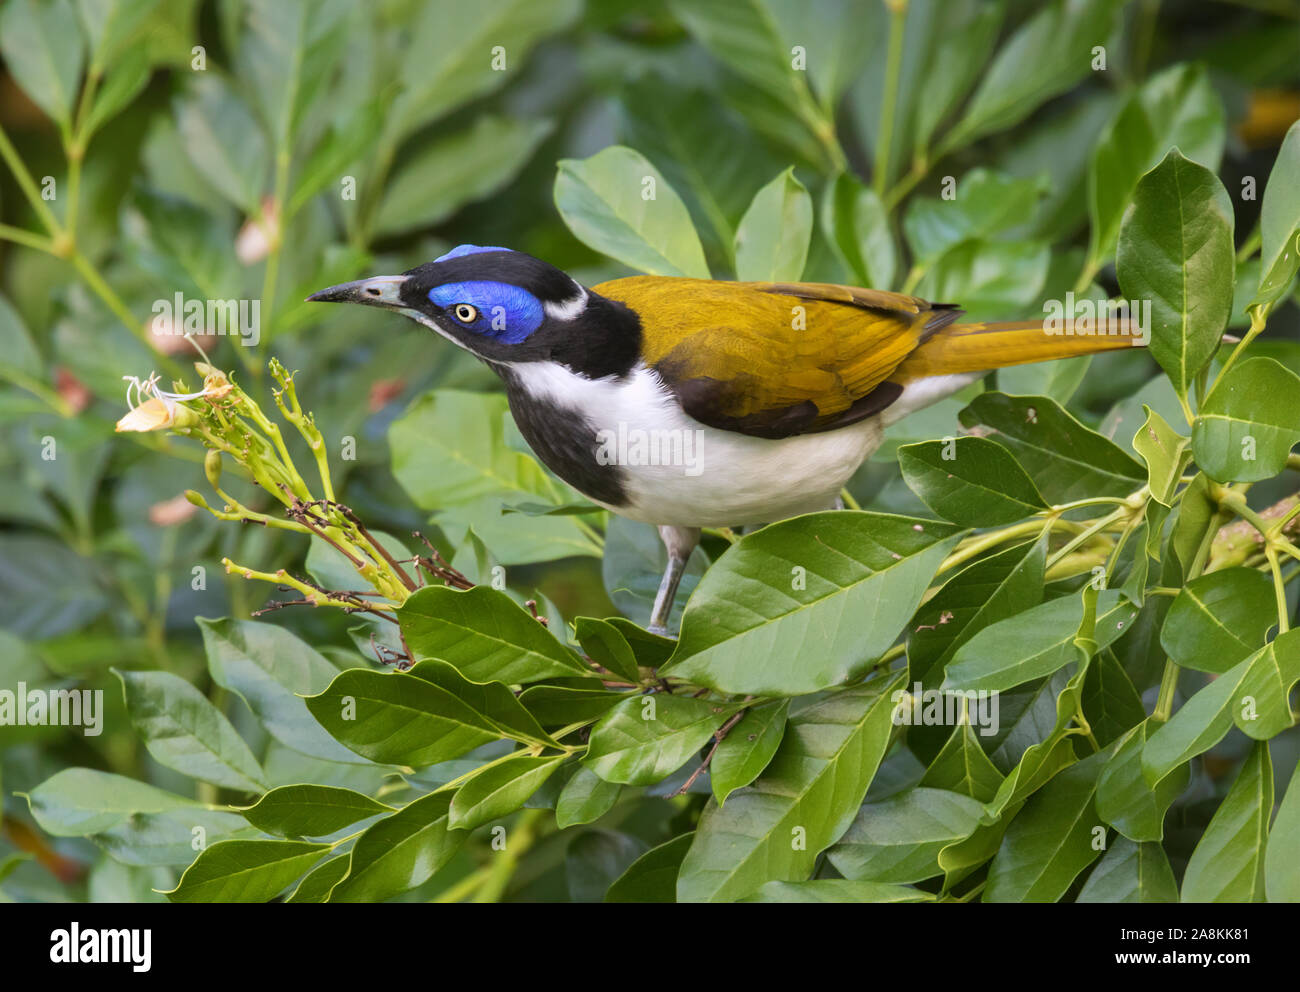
[592,276,961,439]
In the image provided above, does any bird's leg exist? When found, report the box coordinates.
[649,525,700,637]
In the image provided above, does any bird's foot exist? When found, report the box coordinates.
[647,623,674,638]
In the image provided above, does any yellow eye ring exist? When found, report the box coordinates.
[453,303,478,323]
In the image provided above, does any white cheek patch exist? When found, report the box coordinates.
[544,286,588,321]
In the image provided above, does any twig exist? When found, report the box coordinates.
[669,708,749,798]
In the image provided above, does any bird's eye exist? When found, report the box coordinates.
[453,303,478,323]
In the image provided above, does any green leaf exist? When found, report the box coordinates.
[566,829,648,902]
[1265,756,1300,903]
[1181,740,1272,902]
[199,618,361,764]
[821,172,895,288]
[76,0,159,65]
[711,700,789,805]
[907,535,1048,689]
[946,0,1123,149]
[943,590,1137,693]
[960,392,1147,502]
[374,117,553,237]
[1142,659,1252,786]
[734,167,812,282]
[168,840,330,903]
[518,685,627,728]
[827,787,985,884]
[1161,568,1275,674]
[919,722,1005,803]
[0,0,83,125]
[1095,722,1189,842]
[399,586,590,684]
[304,668,500,767]
[555,766,622,830]
[1077,837,1178,903]
[239,785,392,838]
[1193,357,1300,482]
[1116,150,1234,403]
[585,695,735,786]
[81,43,151,138]
[1087,63,1225,265]
[904,170,1047,266]
[605,834,693,903]
[0,295,43,383]
[173,74,270,213]
[1081,650,1148,747]
[915,240,1049,319]
[408,660,559,747]
[574,617,640,683]
[911,1,1005,155]
[1131,407,1192,507]
[741,880,933,903]
[328,791,466,902]
[677,672,903,902]
[555,146,710,278]
[25,768,203,837]
[1233,628,1300,740]
[984,747,1110,902]
[899,436,1047,526]
[390,390,600,564]
[114,669,266,793]
[449,754,564,830]
[1250,120,1300,315]
[385,0,579,143]
[663,512,963,696]
[285,854,351,903]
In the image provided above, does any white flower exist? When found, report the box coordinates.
[115,373,209,432]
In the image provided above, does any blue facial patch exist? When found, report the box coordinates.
[435,244,513,262]
[427,280,544,343]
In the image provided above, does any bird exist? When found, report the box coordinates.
[308,244,1143,636]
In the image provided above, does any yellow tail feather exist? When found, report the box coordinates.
[893,319,1146,382]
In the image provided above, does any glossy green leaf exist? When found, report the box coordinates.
[605,833,693,903]
[742,880,933,903]
[1181,741,1272,902]
[827,787,985,884]
[1265,756,1300,903]
[555,766,622,829]
[114,669,266,793]
[239,785,392,838]
[1077,837,1178,903]
[585,695,734,786]
[1194,357,1300,482]
[574,617,640,683]
[915,240,1049,318]
[677,673,903,902]
[329,791,466,903]
[960,392,1146,502]
[77,0,160,65]
[1233,628,1300,740]
[984,747,1110,902]
[899,436,1047,526]
[173,75,270,213]
[24,768,203,837]
[1131,406,1192,507]
[907,535,1048,688]
[407,660,559,746]
[663,512,963,696]
[304,669,500,767]
[199,618,360,764]
[1117,150,1234,402]
[904,170,1047,266]
[399,585,591,685]
[285,854,351,903]
[734,167,812,282]
[1161,568,1275,673]
[555,146,710,278]
[1250,120,1300,315]
[1096,722,1189,841]
[822,172,895,288]
[450,754,564,830]
[919,722,1005,803]
[375,117,552,237]
[168,840,330,903]
[943,590,1137,692]
[711,700,789,805]
[1080,650,1148,747]
[1142,659,1252,786]
[1088,63,1225,264]
[0,0,83,125]
[518,685,627,728]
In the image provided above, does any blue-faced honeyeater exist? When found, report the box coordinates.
[309,245,1142,634]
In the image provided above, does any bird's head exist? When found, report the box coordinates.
[307,245,638,376]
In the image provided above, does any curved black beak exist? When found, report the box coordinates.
[306,275,408,306]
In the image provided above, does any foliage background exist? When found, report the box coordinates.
[0,0,1298,903]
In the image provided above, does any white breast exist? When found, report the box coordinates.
[505,362,885,528]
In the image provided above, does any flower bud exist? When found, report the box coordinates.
[204,449,223,489]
